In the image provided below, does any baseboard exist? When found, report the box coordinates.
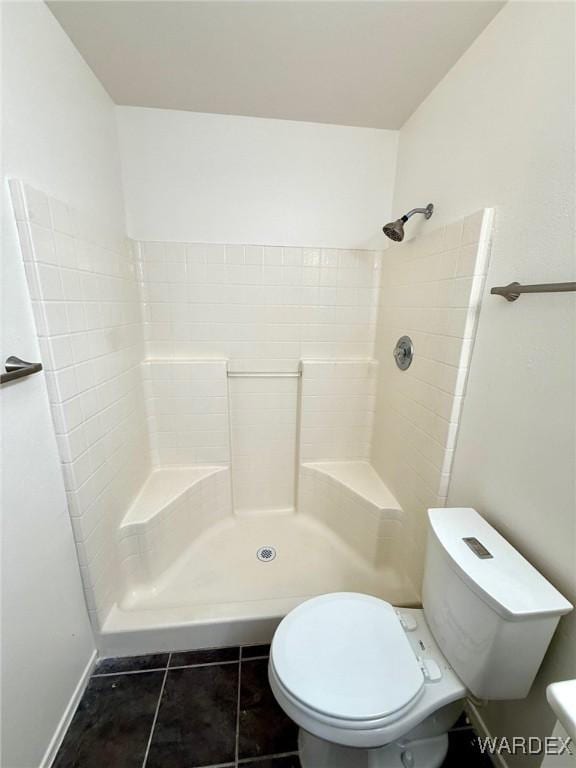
[39,649,97,768]
[466,699,509,768]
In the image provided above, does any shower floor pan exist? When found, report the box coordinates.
[100,510,418,656]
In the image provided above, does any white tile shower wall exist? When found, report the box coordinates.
[136,241,382,513]
[10,180,151,625]
[229,375,298,512]
[300,360,378,461]
[136,242,381,365]
[142,360,230,466]
[372,209,493,580]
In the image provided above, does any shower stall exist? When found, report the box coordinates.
[9,178,493,654]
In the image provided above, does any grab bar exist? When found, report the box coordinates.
[490,281,576,302]
[227,371,301,378]
[1,355,43,385]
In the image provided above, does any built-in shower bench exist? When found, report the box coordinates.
[118,465,232,584]
[299,460,404,566]
[121,466,226,528]
[302,461,401,515]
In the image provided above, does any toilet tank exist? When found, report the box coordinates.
[423,508,572,700]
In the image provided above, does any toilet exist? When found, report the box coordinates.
[269,508,573,768]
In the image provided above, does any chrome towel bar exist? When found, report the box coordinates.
[491,281,576,302]
[227,371,301,378]
[1,355,43,385]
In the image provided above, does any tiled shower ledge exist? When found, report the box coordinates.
[122,461,400,529]
[302,461,402,513]
[121,465,226,526]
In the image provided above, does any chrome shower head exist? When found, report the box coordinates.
[383,218,406,242]
[383,203,434,242]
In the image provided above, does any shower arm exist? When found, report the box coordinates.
[403,205,433,222]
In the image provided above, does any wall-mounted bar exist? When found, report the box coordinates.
[490,281,576,302]
[227,371,301,378]
[1,355,43,385]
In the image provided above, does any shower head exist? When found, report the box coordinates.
[383,203,434,242]
[383,219,405,242]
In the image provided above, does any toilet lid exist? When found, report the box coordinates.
[271,593,424,722]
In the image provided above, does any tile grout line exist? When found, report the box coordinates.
[92,667,170,677]
[141,652,171,768]
[234,647,243,768]
[186,763,235,768]
[238,751,300,764]
[170,658,243,670]
[93,655,253,677]
[192,763,234,768]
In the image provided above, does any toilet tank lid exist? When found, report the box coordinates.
[427,508,573,622]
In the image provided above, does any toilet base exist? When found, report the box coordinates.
[299,728,449,768]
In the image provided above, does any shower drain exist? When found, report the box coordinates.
[257,546,277,562]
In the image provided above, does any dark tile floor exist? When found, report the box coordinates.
[54,644,494,768]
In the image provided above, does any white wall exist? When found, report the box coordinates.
[393,2,575,762]
[1,1,127,764]
[117,107,398,249]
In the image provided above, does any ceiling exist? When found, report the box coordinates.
[48,1,505,129]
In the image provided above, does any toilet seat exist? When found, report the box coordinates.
[269,659,426,734]
[270,593,425,725]
[269,603,467,749]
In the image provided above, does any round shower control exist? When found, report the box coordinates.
[394,336,414,370]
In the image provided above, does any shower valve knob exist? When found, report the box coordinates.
[393,336,414,370]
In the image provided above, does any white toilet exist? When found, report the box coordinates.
[269,508,572,768]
